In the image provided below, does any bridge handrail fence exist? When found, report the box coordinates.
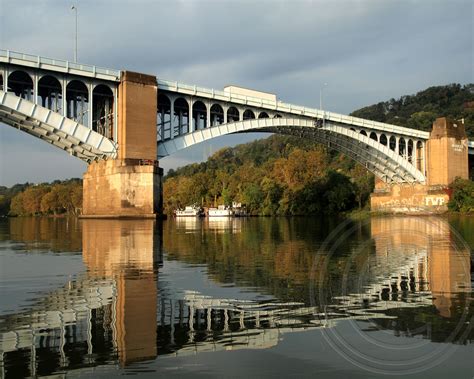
[0,49,120,81]
[157,78,430,139]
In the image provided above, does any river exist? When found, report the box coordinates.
[0,215,473,378]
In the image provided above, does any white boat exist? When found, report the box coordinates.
[208,205,234,217]
[175,205,204,217]
[232,202,248,217]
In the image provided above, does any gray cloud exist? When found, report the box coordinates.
[0,0,472,185]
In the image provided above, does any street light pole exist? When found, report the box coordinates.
[319,82,327,110]
[71,5,78,62]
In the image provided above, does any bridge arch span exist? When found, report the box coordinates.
[0,90,117,162]
[158,117,426,184]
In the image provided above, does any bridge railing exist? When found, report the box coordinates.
[0,49,120,81]
[157,78,431,140]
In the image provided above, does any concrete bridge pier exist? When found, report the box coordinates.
[82,71,163,218]
[371,117,469,213]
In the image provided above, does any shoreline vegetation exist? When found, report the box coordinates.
[0,177,472,217]
[1,83,473,217]
[0,179,82,217]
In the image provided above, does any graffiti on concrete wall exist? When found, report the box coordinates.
[424,196,447,207]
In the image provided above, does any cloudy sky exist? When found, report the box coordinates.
[0,0,472,186]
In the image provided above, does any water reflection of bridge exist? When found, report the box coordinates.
[0,217,471,377]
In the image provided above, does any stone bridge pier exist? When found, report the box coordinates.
[82,71,163,218]
[371,117,469,213]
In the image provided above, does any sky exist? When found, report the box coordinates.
[0,0,472,186]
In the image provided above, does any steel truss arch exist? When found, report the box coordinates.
[0,90,117,162]
[158,117,426,184]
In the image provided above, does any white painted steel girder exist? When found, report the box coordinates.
[158,118,426,184]
[157,85,430,140]
[0,91,117,162]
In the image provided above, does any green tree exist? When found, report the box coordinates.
[9,191,25,216]
[351,165,375,209]
[243,183,264,214]
[448,178,474,213]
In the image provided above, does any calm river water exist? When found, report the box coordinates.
[0,215,473,378]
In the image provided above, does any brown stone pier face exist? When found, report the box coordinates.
[82,71,163,218]
[427,117,469,186]
[371,117,469,214]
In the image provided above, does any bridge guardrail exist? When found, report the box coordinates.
[157,78,431,139]
[0,49,120,81]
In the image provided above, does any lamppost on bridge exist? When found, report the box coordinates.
[319,82,327,110]
[71,5,78,62]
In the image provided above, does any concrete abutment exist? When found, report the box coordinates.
[371,117,469,214]
[82,159,162,218]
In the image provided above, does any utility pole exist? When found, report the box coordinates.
[71,5,78,62]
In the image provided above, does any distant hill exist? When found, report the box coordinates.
[350,83,474,137]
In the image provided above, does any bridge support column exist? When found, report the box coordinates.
[371,117,468,214]
[82,159,162,218]
[82,71,163,218]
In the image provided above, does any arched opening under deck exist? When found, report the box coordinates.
[157,93,171,140]
[8,71,33,101]
[174,97,189,136]
[210,104,224,126]
[92,84,114,139]
[243,109,255,120]
[227,106,239,122]
[38,75,62,114]
[66,80,89,127]
[399,137,406,158]
[193,101,207,130]
[389,136,396,151]
[407,139,414,163]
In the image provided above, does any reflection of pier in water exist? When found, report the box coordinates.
[0,217,471,377]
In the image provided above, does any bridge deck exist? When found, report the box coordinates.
[0,49,120,82]
[157,78,431,139]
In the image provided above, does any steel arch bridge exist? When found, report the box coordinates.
[1,49,470,186]
[158,117,426,184]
